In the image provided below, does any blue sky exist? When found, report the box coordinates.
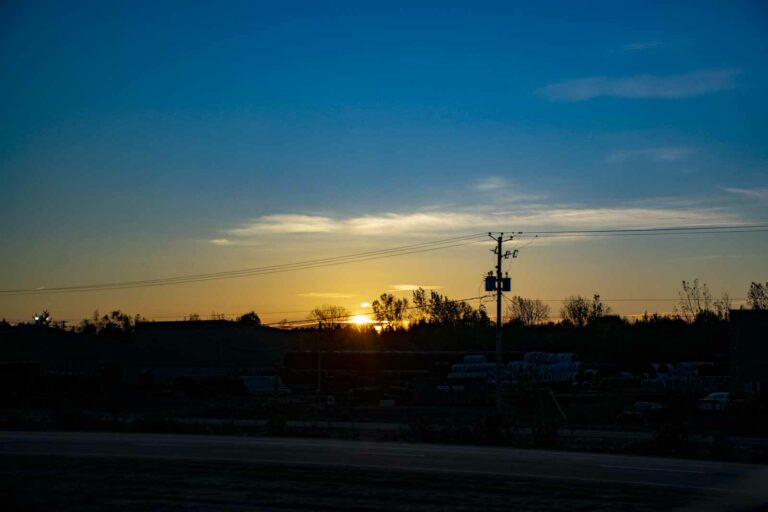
[1,1,767,321]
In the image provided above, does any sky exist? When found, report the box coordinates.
[1,0,767,324]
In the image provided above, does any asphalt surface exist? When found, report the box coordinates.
[1,431,767,511]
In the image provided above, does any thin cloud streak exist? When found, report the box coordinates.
[209,239,234,246]
[390,284,442,291]
[474,176,507,191]
[615,41,665,53]
[605,147,694,164]
[228,215,337,235]
[220,205,742,237]
[539,69,739,101]
[228,212,484,236]
[723,187,768,201]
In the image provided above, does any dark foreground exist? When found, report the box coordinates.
[1,432,766,511]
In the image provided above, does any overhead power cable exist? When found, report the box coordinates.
[1,223,766,296]
[518,223,768,235]
[502,297,747,302]
[0,233,487,296]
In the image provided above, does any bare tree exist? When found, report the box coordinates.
[412,288,430,323]
[713,293,732,320]
[560,294,611,327]
[371,293,409,330]
[308,305,350,329]
[411,288,487,325]
[675,279,712,323]
[506,296,550,326]
[76,309,141,337]
[747,281,768,310]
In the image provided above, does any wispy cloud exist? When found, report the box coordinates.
[538,69,739,101]
[298,292,357,298]
[220,204,740,238]
[390,284,442,291]
[209,238,234,246]
[346,212,483,234]
[514,206,738,227]
[605,147,694,164]
[472,177,543,203]
[723,187,768,201]
[227,212,485,236]
[614,41,664,53]
[228,214,337,235]
[474,176,507,191]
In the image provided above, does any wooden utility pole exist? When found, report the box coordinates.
[488,232,516,414]
[494,233,503,414]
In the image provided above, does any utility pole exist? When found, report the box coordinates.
[487,232,516,415]
[494,233,503,414]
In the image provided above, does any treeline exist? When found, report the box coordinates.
[291,280,767,363]
[6,309,264,339]
[6,280,766,342]
[308,280,768,330]
[293,313,731,368]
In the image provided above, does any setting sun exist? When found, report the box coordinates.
[350,314,372,326]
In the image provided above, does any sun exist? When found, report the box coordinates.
[351,314,372,326]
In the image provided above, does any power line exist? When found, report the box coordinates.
[518,223,768,235]
[0,233,487,296]
[509,298,747,302]
[1,223,765,296]
[0,232,486,293]
[528,228,768,239]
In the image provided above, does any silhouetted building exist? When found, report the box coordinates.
[134,320,296,369]
[730,309,768,393]
[0,326,137,374]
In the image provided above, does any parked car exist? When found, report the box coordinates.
[698,392,744,412]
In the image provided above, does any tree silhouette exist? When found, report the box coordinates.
[238,311,262,325]
[560,294,611,327]
[411,288,487,325]
[675,279,713,323]
[506,296,550,326]
[76,310,140,337]
[308,305,350,329]
[371,293,408,330]
[747,282,768,310]
[412,288,430,323]
[713,293,731,320]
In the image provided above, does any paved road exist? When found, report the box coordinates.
[1,431,766,510]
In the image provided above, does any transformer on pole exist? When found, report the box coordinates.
[488,232,517,414]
